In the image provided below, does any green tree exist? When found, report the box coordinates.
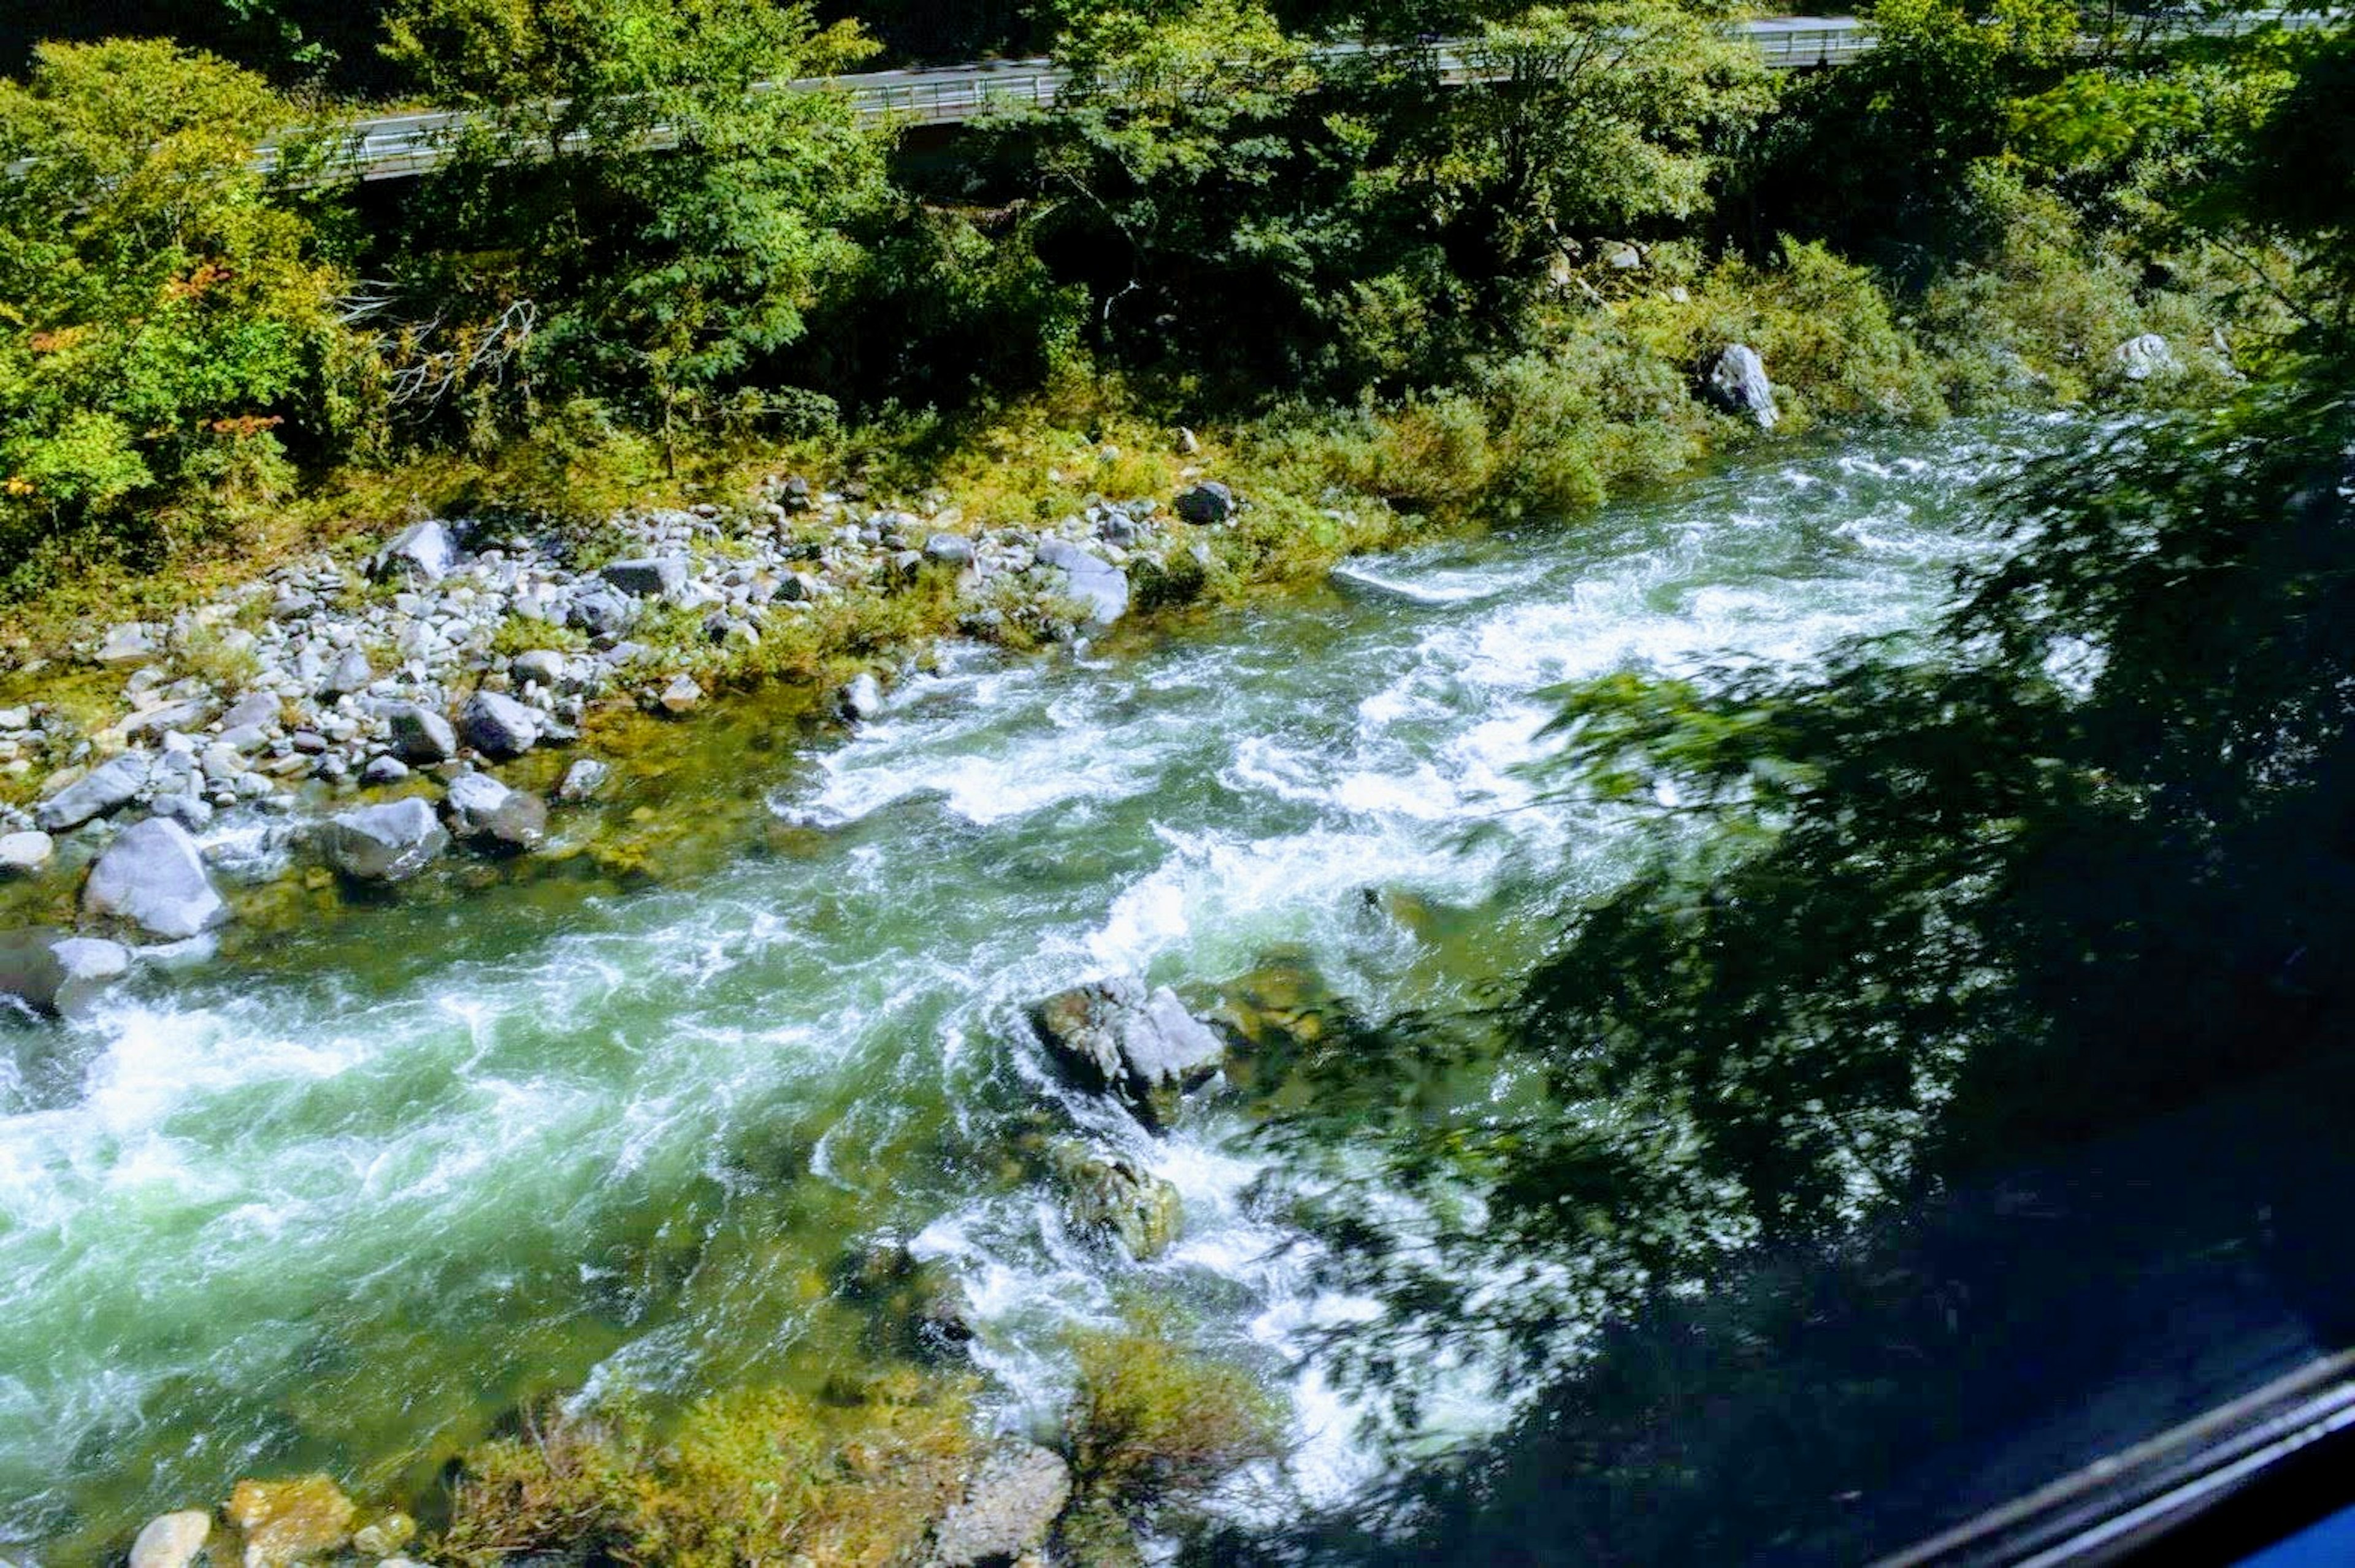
[376,0,891,458]
[0,39,345,592]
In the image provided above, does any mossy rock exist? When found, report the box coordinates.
[1049,1142,1184,1262]
[224,1474,356,1567]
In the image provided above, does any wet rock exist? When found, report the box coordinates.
[929,1442,1071,1568]
[1174,481,1235,526]
[459,690,540,760]
[321,799,448,883]
[370,519,459,584]
[359,755,410,788]
[556,757,611,803]
[0,929,132,1020]
[442,773,547,854]
[840,671,885,722]
[36,752,150,832]
[150,795,216,833]
[1705,343,1778,430]
[128,1510,214,1568]
[2113,332,2182,382]
[600,556,689,599]
[349,1510,416,1558]
[226,1475,355,1568]
[1052,1141,1184,1260]
[386,703,458,765]
[0,830,53,876]
[83,819,228,941]
[1028,976,1225,1128]
[839,1241,976,1360]
[1035,540,1130,628]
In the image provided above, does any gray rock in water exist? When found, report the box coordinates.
[320,647,374,698]
[600,556,689,599]
[321,798,448,882]
[1029,975,1225,1128]
[0,929,132,1020]
[148,794,215,833]
[82,819,228,941]
[443,772,547,854]
[1035,539,1130,627]
[1705,343,1779,430]
[556,757,611,803]
[0,830,54,876]
[370,519,460,584]
[388,703,458,765]
[459,690,540,760]
[508,649,568,689]
[840,671,885,722]
[126,1509,213,1568]
[36,753,151,833]
[922,532,976,567]
[1052,1141,1185,1260]
[1174,481,1236,526]
[2113,332,2182,382]
[929,1442,1073,1568]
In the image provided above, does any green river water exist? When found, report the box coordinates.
[0,417,2061,1561]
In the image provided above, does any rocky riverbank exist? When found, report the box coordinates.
[0,452,1262,1017]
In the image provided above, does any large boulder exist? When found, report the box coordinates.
[1704,343,1779,430]
[321,799,448,882]
[36,752,150,832]
[385,703,458,765]
[369,519,460,584]
[1029,975,1224,1128]
[929,1442,1072,1568]
[1035,540,1130,629]
[458,691,540,760]
[0,929,132,1020]
[1174,481,1236,526]
[600,556,690,599]
[1052,1141,1185,1261]
[442,773,547,854]
[82,819,228,941]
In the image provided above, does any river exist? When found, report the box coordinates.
[0,416,2061,1559]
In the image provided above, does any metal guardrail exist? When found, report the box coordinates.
[262,10,2337,183]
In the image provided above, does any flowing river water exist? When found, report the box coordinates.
[0,418,2064,1559]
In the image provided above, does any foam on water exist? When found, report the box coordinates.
[0,420,2045,1556]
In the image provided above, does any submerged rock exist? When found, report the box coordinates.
[929,1442,1071,1567]
[1052,1141,1185,1260]
[128,1510,213,1568]
[226,1475,354,1568]
[83,819,228,941]
[321,799,448,882]
[0,929,132,1019]
[555,757,611,803]
[1029,975,1224,1128]
[1705,343,1779,430]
